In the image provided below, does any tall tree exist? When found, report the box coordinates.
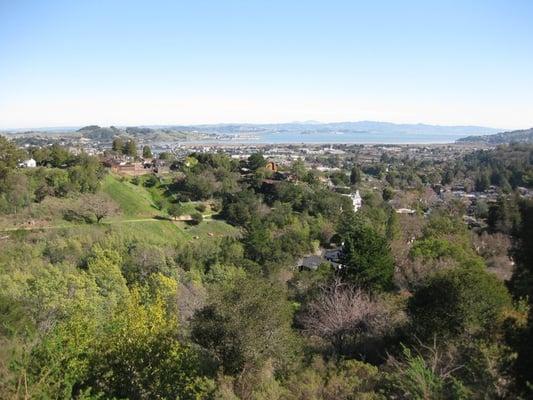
[123,139,137,157]
[0,135,26,178]
[112,137,125,153]
[339,214,395,291]
[350,166,362,185]
[510,200,533,395]
[247,152,266,170]
[142,145,152,158]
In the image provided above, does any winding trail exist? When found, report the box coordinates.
[0,214,214,233]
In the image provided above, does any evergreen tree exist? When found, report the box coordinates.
[350,166,362,185]
[142,145,152,158]
[123,139,137,157]
[339,214,395,291]
[112,137,124,153]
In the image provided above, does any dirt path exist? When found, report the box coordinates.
[0,214,214,233]
[0,217,164,232]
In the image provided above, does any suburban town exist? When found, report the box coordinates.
[2,1,533,398]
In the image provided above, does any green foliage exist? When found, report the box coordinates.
[474,170,491,191]
[112,137,124,152]
[461,143,533,189]
[284,356,382,400]
[191,274,299,374]
[409,267,511,340]
[382,186,394,201]
[83,287,214,399]
[182,170,221,200]
[1,143,530,398]
[340,214,395,291]
[159,151,175,161]
[0,171,31,213]
[410,237,484,269]
[191,211,204,225]
[510,199,533,299]
[330,170,350,186]
[474,199,489,218]
[67,154,106,193]
[382,346,451,400]
[350,165,362,185]
[222,190,263,227]
[86,246,128,301]
[123,139,137,157]
[144,174,159,187]
[101,174,157,216]
[122,242,177,284]
[31,143,71,167]
[423,213,468,238]
[142,145,153,158]
[508,199,533,395]
[247,152,267,170]
[290,159,307,181]
[168,202,184,219]
[0,145,104,214]
[0,135,26,178]
[488,195,521,234]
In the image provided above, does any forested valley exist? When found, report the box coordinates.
[1,135,533,399]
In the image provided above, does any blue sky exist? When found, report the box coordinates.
[1,0,532,129]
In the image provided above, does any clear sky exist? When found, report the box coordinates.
[1,0,532,129]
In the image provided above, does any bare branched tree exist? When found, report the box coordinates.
[299,279,405,355]
[79,193,119,223]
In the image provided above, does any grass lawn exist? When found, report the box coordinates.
[107,219,189,244]
[178,219,240,240]
[102,174,161,217]
[102,174,209,218]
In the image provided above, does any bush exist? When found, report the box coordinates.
[168,203,183,220]
[210,200,222,213]
[63,209,87,223]
[144,175,158,188]
[408,267,511,340]
[190,212,203,225]
[195,203,207,212]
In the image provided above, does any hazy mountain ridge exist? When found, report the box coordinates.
[169,121,500,136]
[458,127,533,144]
[2,122,501,144]
[3,121,499,135]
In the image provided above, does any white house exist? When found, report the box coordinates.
[344,190,362,212]
[20,158,37,168]
[396,208,416,214]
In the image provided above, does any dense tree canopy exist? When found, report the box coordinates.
[0,140,532,398]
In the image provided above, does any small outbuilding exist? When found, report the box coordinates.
[20,158,37,168]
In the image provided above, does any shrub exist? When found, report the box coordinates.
[408,267,511,340]
[190,212,203,225]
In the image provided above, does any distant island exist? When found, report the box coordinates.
[458,127,533,144]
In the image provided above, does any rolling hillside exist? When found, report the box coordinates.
[458,127,533,144]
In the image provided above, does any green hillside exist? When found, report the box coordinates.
[101,174,158,217]
[458,127,533,144]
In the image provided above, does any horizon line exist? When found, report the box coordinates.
[0,119,512,132]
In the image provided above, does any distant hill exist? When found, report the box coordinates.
[170,121,500,136]
[4,121,501,143]
[458,127,533,144]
